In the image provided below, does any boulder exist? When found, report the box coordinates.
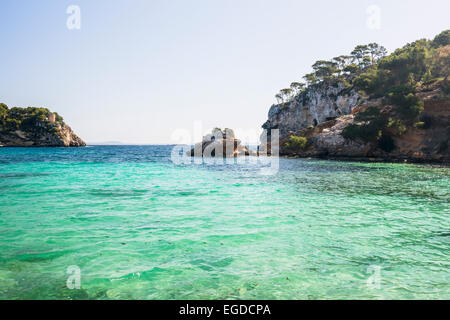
[188,128,250,157]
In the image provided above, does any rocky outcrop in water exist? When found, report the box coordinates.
[188,128,251,157]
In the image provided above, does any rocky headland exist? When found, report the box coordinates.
[0,104,85,147]
[260,30,450,163]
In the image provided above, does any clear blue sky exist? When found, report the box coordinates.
[1,0,449,144]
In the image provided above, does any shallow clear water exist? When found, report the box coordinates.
[0,146,449,300]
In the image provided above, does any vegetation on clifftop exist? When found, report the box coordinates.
[274,42,388,104]
[343,30,449,149]
[0,103,65,136]
[353,30,449,101]
[0,103,85,147]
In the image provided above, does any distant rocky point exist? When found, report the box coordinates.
[0,103,85,147]
[188,128,253,157]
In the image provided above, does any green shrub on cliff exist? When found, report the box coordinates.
[341,107,388,142]
[342,124,376,142]
[386,85,424,118]
[413,121,425,129]
[341,106,413,151]
[285,136,308,151]
[387,118,407,135]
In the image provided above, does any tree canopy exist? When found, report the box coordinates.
[274,41,389,103]
[273,30,449,106]
[0,104,64,133]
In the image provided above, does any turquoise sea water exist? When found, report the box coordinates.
[0,146,449,300]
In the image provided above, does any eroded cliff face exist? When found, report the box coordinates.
[0,124,85,147]
[261,82,450,163]
[263,82,360,136]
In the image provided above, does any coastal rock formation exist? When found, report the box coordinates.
[263,83,450,162]
[0,104,85,147]
[0,125,85,147]
[263,82,360,136]
[188,128,250,157]
[261,30,450,163]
